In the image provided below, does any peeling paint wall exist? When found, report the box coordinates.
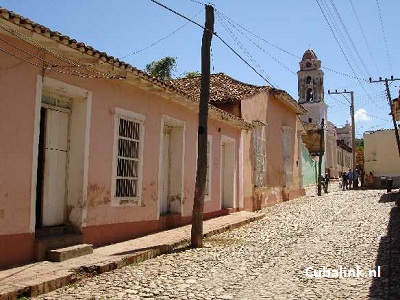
[0,35,40,235]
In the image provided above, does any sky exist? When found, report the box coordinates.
[1,0,399,138]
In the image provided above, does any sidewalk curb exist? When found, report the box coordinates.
[0,212,265,299]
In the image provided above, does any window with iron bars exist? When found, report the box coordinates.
[113,109,144,204]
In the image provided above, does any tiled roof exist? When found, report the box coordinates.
[0,7,253,129]
[168,73,268,104]
[169,73,306,114]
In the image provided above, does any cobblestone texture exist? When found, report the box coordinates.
[36,187,399,299]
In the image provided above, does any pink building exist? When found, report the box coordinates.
[170,73,307,211]
[0,8,252,268]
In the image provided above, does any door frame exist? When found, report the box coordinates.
[30,76,92,232]
[158,115,185,216]
[220,135,236,209]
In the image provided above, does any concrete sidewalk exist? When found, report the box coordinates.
[0,211,265,299]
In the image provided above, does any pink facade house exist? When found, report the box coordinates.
[0,8,253,268]
[170,74,307,211]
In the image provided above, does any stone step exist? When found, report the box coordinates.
[34,234,83,261]
[47,244,93,262]
[35,225,74,238]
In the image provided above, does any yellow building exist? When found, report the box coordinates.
[364,129,400,188]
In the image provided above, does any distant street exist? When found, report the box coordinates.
[37,187,399,300]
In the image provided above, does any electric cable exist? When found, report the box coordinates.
[375,0,393,74]
[315,0,383,110]
[120,9,202,59]
[150,0,275,86]
[348,0,380,74]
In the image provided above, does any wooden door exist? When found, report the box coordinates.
[160,126,171,215]
[42,108,69,226]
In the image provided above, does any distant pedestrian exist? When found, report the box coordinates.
[368,171,374,187]
[354,169,359,188]
[348,169,353,189]
[342,172,348,190]
[320,174,328,193]
[360,169,365,187]
[325,172,330,191]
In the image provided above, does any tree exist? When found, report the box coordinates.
[145,56,177,81]
[355,138,364,170]
[355,138,364,148]
[184,71,201,78]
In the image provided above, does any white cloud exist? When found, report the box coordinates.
[354,108,371,123]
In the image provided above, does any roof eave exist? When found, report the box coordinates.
[0,7,252,129]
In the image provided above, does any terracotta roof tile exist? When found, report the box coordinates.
[168,73,268,104]
[169,73,306,114]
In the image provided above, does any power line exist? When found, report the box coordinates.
[150,0,207,32]
[120,10,202,59]
[327,0,370,77]
[321,0,370,79]
[0,20,122,79]
[0,43,101,78]
[213,32,274,86]
[375,0,393,74]
[0,35,102,78]
[348,0,380,74]
[216,11,296,76]
[188,0,206,5]
[315,0,382,110]
[214,9,299,60]
[215,13,276,86]
[150,0,275,86]
[215,7,370,83]
[326,93,348,106]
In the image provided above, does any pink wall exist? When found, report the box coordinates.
[80,81,241,226]
[240,92,302,207]
[0,33,243,238]
[0,41,40,235]
[266,95,300,190]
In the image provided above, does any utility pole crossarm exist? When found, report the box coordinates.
[369,77,400,157]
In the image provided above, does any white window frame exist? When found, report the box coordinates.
[111,108,145,206]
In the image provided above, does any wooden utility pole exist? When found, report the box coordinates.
[328,89,356,182]
[191,5,214,248]
[369,76,400,157]
[317,118,325,196]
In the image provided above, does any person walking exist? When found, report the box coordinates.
[325,172,330,192]
[348,169,353,189]
[341,171,348,191]
[368,171,374,187]
[354,169,359,189]
[360,169,365,187]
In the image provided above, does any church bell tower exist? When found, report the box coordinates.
[298,49,327,125]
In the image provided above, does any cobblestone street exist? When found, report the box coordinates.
[37,188,399,299]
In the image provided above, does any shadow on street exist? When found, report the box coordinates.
[379,191,400,203]
[369,192,400,299]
